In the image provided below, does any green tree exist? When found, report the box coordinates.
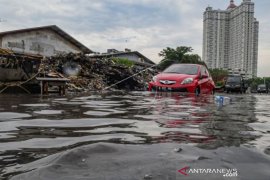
[157,46,204,70]
[182,54,206,66]
[208,68,228,85]
[247,77,270,90]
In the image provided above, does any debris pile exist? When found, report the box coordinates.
[39,53,156,92]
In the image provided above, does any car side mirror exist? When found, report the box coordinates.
[201,74,208,79]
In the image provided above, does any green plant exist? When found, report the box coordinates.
[208,68,228,83]
[216,81,225,87]
[112,58,134,68]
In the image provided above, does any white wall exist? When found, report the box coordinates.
[0,29,81,56]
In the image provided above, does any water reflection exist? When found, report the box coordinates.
[199,95,258,149]
[0,92,267,178]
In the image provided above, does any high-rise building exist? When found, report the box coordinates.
[202,0,259,78]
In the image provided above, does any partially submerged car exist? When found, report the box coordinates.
[148,64,215,95]
[224,75,246,93]
[257,84,268,93]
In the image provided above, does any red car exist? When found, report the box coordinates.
[148,64,215,95]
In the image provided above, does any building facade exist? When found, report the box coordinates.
[0,25,92,57]
[203,0,259,78]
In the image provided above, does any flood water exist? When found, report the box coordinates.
[0,92,269,180]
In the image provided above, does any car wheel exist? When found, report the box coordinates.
[240,88,243,94]
[195,87,200,96]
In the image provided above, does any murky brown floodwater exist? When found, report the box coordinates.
[0,92,269,180]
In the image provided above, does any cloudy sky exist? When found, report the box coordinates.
[0,0,269,77]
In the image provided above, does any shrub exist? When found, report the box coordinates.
[112,58,134,68]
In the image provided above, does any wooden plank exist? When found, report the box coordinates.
[37,77,69,96]
[36,77,70,82]
[40,81,43,95]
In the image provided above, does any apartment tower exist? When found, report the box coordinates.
[202,0,259,77]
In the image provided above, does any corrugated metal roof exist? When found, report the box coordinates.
[90,51,156,65]
[0,25,93,54]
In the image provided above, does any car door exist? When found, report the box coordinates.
[205,68,214,93]
[199,66,208,93]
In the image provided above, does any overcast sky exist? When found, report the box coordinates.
[0,0,269,77]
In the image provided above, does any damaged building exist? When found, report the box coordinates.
[0,25,92,57]
[0,25,156,93]
[0,25,92,82]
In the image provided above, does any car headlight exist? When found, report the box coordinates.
[152,76,157,82]
[181,78,194,85]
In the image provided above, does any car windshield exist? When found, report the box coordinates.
[227,76,241,82]
[258,84,266,88]
[163,64,199,75]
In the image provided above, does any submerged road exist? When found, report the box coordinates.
[0,92,269,179]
